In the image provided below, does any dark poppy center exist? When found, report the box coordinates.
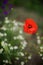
[28,24,32,28]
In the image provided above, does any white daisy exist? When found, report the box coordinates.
[28,55,32,60]
[21,62,24,65]
[14,46,18,49]
[15,57,19,60]
[40,54,42,56]
[0,33,4,37]
[0,48,3,54]
[19,30,23,34]
[5,17,9,23]
[17,35,24,40]
[10,46,13,50]
[20,52,24,56]
[4,33,7,36]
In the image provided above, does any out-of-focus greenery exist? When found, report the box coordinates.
[0,0,43,16]
[14,0,43,16]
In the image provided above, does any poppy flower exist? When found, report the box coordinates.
[23,18,38,34]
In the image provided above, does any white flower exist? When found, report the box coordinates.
[23,40,27,45]
[0,33,4,37]
[5,17,9,23]
[37,36,40,39]
[13,20,18,26]
[0,48,3,54]
[3,33,7,36]
[15,57,19,60]
[28,55,32,59]
[10,46,13,50]
[5,43,8,46]
[21,62,24,65]
[18,22,23,26]
[17,35,24,40]
[40,54,42,56]
[1,41,8,48]
[19,52,24,56]
[42,57,43,60]
[40,46,43,52]
[3,60,5,62]
[8,44,11,46]
[13,36,17,40]
[1,41,5,47]
[12,20,16,25]
[3,60,8,63]
[5,60,8,63]
[14,22,18,26]
[37,35,41,44]
[14,46,18,49]
[4,38,7,41]
[40,46,43,50]
[37,39,41,44]
[21,40,27,48]
[12,26,19,31]
[1,26,7,31]
[5,17,8,20]
[19,30,23,34]
[22,46,25,49]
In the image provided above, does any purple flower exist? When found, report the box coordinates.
[3,11,8,15]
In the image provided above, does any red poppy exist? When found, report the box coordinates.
[23,18,38,34]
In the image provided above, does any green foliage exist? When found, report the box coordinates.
[14,0,43,16]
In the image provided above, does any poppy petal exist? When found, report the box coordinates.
[23,18,38,34]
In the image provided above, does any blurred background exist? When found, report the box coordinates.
[0,0,43,65]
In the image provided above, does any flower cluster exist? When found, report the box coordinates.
[0,17,43,65]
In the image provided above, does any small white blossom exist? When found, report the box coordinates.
[1,41,5,46]
[37,36,40,39]
[21,40,27,48]
[42,57,43,60]
[5,60,8,63]
[0,48,3,54]
[13,36,17,40]
[18,22,23,26]
[23,40,27,45]
[37,35,41,44]
[21,62,24,65]
[5,17,9,23]
[13,20,16,23]
[10,46,13,50]
[4,38,7,41]
[22,46,25,49]
[15,57,19,60]
[1,42,8,47]
[19,30,23,34]
[5,43,8,46]
[20,52,24,56]
[40,54,42,56]
[3,60,5,62]
[14,46,18,49]
[3,60,8,63]
[1,26,7,31]
[0,33,4,37]
[28,55,32,59]
[14,22,18,26]
[17,35,24,40]
[37,39,41,44]
[40,46,43,50]
[3,33,7,36]
[8,44,11,47]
